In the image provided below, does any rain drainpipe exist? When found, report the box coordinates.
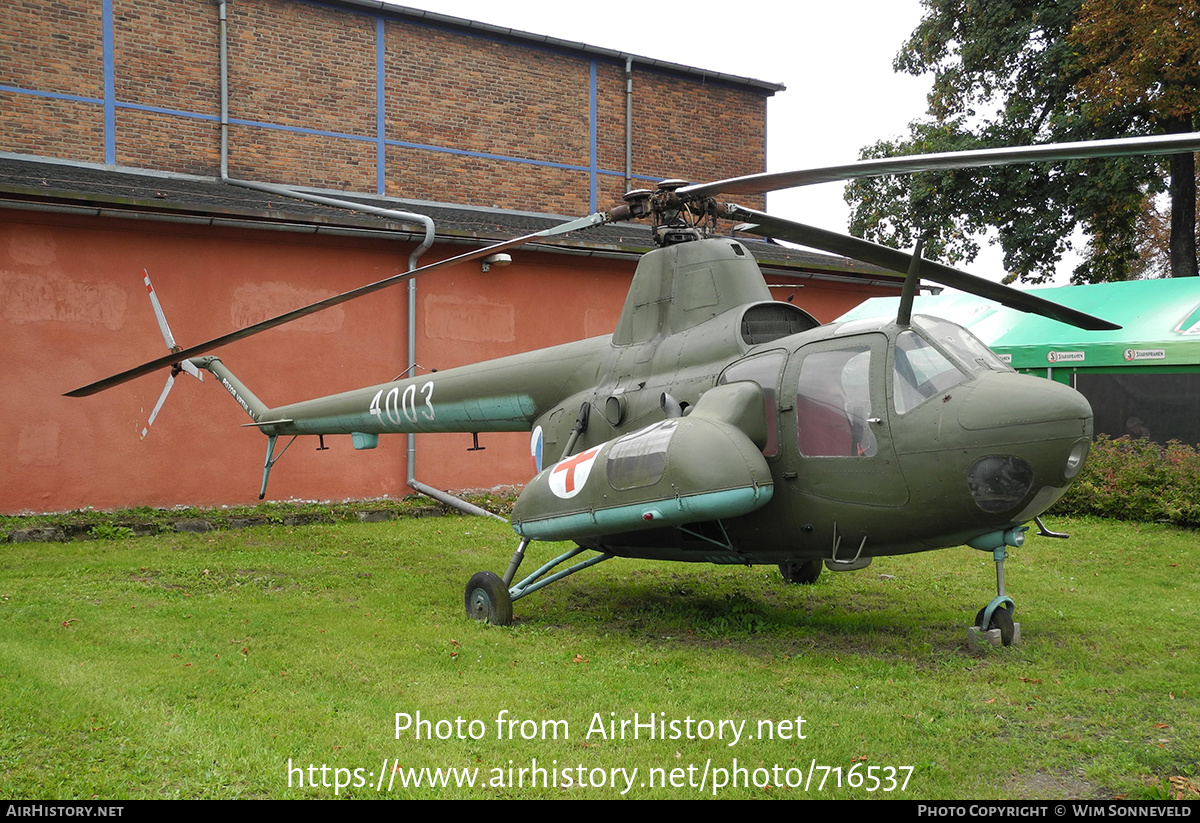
[216,0,501,522]
[624,57,633,193]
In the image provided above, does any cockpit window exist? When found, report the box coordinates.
[913,316,1012,374]
[796,345,877,457]
[893,330,967,414]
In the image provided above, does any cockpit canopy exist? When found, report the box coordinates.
[893,316,1013,415]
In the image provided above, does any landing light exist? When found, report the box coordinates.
[1063,440,1089,481]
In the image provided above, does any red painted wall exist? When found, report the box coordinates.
[0,210,630,512]
[1,210,899,513]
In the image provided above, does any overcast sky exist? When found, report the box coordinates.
[388,1,1042,284]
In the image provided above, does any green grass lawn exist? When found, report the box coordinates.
[1,515,1195,799]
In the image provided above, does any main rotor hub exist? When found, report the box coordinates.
[623,181,720,247]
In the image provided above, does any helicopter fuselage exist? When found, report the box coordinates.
[214,238,1091,568]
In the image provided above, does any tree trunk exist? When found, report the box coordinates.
[1167,117,1198,278]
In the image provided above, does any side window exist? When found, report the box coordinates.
[607,420,676,491]
[796,344,877,457]
[719,350,786,458]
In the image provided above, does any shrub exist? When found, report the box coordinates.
[87,523,135,540]
[1051,435,1200,527]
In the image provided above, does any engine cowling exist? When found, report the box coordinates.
[512,412,773,542]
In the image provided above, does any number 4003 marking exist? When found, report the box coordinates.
[368,381,434,425]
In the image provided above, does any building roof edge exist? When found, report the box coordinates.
[326,0,786,94]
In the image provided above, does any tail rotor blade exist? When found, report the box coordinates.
[143,270,179,352]
[179,359,203,382]
[141,374,175,440]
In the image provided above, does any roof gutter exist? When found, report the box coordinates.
[329,1,784,94]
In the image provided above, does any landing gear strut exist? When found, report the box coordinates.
[464,536,614,626]
[967,527,1026,648]
[464,407,612,627]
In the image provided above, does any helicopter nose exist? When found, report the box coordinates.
[955,372,1092,519]
[958,372,1092,435]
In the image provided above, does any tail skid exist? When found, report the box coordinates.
[188,355,286,499]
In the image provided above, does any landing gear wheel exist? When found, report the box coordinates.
[778,560,822,585]
[975,604,1015,646]
[465,571,513,626]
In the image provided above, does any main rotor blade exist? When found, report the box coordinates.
[682,132,1200,200]
[65,211,614,398]
[726,205,1120,331]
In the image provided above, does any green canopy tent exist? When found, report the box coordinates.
[838,278,1200,445]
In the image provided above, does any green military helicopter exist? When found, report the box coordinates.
[69,132,1200,642]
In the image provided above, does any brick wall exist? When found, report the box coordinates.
[0,1,106,163]
[0,3,104,97]
[1,0,772,214]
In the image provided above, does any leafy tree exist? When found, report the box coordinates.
[846,0,1199,283]
[1069,0,1199,277]
[1131,171,1200,278]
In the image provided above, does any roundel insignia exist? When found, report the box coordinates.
[530,426,544,472]
[548,445,602,499]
